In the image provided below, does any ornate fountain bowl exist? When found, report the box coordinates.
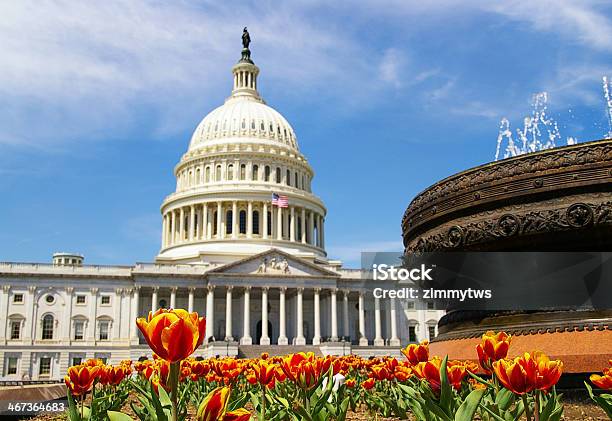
[402,138,612,373]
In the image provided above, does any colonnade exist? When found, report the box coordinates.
[161,202,325,250]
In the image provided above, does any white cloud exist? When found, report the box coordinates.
[378,48,406,87]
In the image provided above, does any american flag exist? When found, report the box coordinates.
[272,193,289,208]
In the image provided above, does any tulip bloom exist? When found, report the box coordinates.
[65,364,102,396]
[401,341,429,366]
[362,378,376,390]
[590,371,612,390]
[252,360,276,386]
[492,351,563,395]
[197,386,251,421]
[136,308,206,363]
[412,357,468,393]
[477,331,511,373]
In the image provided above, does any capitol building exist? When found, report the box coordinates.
[0,34,443,381]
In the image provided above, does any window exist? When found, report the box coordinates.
[252,165,259,181]
[428,326,436,339]
[408,326,417,343]
[42,315,54,340]
[6,357,18,375]
[99,321,110,341]
[253,211,260,235]
[240,164,246,180]
[101,296,110,305]
[264,166,270,182]
[213,212,218,235]
[295,172,298,188]
[74,321,84,340]
[267,211,272,236]
[406,301,415,309]
[226,210,233,234]
[215,165,221,181]
[227,164,234,180]
[45,294,54,304]
[13,294,23,303]
[196,168,201,183]
[427,301,435,310]
[239,210,247,234]
[10,320,20,339]
[286,169,291,186]
[39,357,51,376]
[76,295,86,304]
[205,166,210,182]
[71,357,82,366]
[275,167,281,183]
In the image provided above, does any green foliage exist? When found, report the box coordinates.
[585,381,612,419]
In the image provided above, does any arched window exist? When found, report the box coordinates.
[253,211,260,235]
[239,210,247,234]
[227,164,234,181]
[213,212,218,235]
[188,170,193,186]
[286,169,291,186]
[267,211,272,236]
[226,210,233,235]
[205,166,210,182]
[276,167,281,183]
[196,168,201,184]
[264,166,270,182]
[252,165,259,181]
[216,165,222,181]
[240,164,246,180]
[295,172,299,188]
[42,314,54,340]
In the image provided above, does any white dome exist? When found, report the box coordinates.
[188,96,299,151]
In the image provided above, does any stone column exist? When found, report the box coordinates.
[260,287,270,345]
[276,206,282,240]
[161,215,167,247]
[63,287,74,341]
[130,287,140,344]
[113,289,122,340]
[189,205,195,241]
[202,204,208,240]
[330,289,338,341]
[179,207,185,243]
[247,201,253,238]
[308,211,314,245]
[389,297,400,346]
[290,207,295,242]
[320,217,325,249]
[88,288,98,342]
[188,288,195,313]
[263,202,268,239]
[358,292,368,346]
[225,287,233,341]
[295,288,305,345]
[232,201,238,239]
[0,286,9,342]
[278,287,288,345]
[216,202,222,239]
[301,208,306,243]
[151,287,158,313]
[205,286,214,342]
[374,296,384,346]
[312,288,321,345]
[170,287,177,309]
[342,290,350,339]
[170,211,176,245]
[240,287,252,345]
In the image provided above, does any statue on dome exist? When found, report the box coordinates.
[240,27,253,63]
[242,27,251,49]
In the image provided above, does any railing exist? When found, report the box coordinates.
[0,262,132,276]
[0,380,62,387]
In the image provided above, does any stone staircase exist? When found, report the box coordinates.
[238,345,322,359]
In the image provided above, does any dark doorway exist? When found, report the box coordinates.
[255,320,273,345]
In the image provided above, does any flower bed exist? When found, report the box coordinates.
[55,309,611,420]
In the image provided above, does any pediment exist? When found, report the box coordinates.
[209,249,338,278]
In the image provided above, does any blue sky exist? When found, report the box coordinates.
[1,1,611,267]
